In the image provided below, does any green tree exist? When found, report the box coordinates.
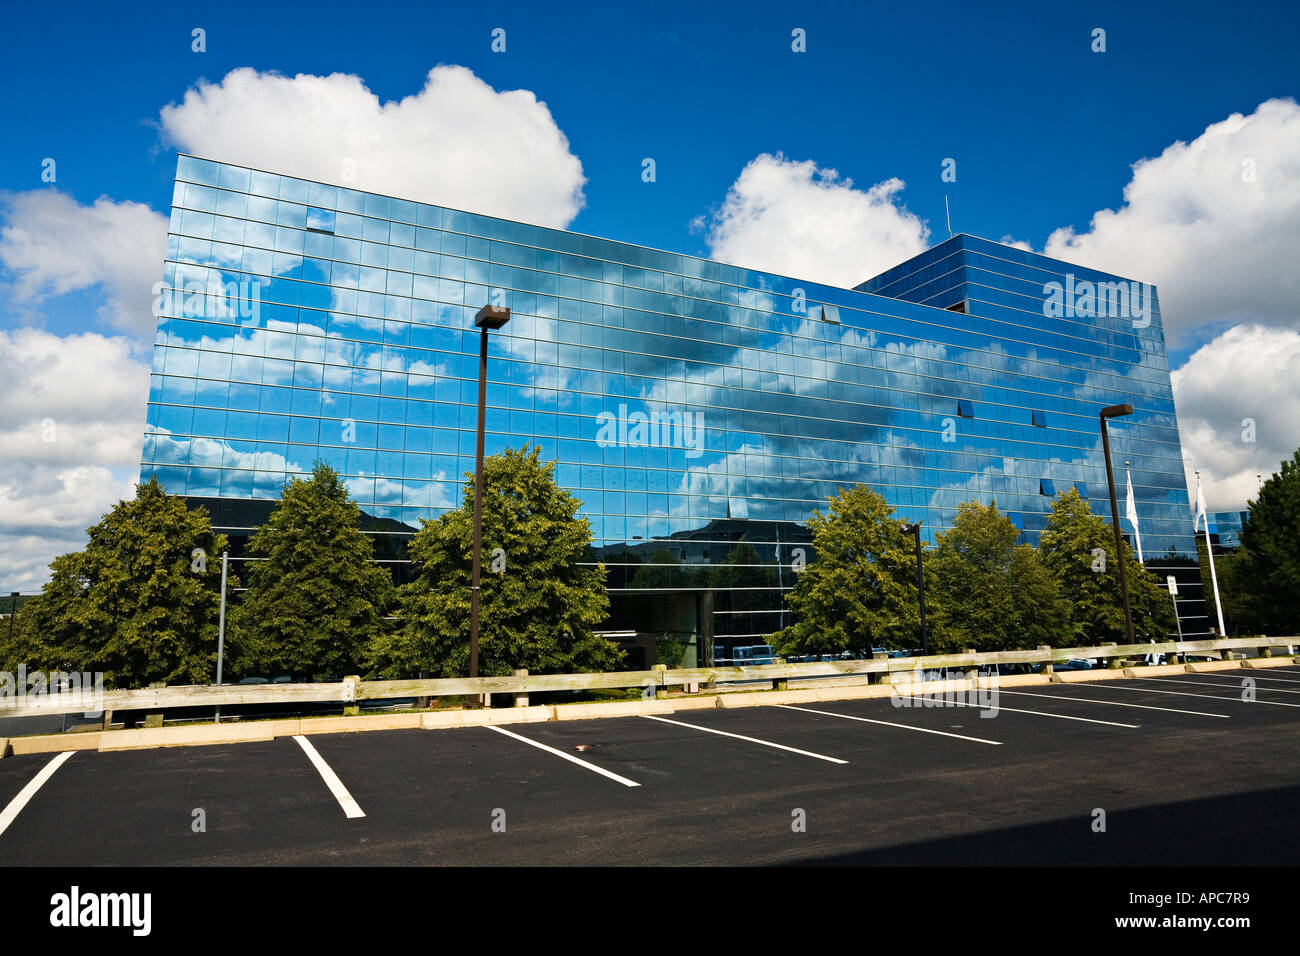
[233,463,395,678]
[771,485,921,656]
[928,500,1071,652]
[6,476,230,687]
[370,445,620,678]
[1038,488,1176,644]
[1225,450,1300,634]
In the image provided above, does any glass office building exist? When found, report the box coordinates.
[141,155,1209,662]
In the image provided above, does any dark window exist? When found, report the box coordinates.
[956,399,975,418]
[1031,410,1047,428]
[1073,482,1088,499]
[1040,478,1055,496]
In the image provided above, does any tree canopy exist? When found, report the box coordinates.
[369,445,619,678]
[3,476,230,687]
[771,485,920,655]
[1038,487,1175,644]
[232,463,395,679]
[929,500,1070,652]
[1224,449,1300,634]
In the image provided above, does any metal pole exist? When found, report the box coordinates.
[1100,416,1135,644]
[470,326,488,686]
[216,551,228,724]
[912,525,929,657]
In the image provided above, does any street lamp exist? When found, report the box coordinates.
[470,304,511,689]
[899,522,929,657]
[1099,403,1135,645]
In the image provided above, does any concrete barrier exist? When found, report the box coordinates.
[10,732,103,755]
[552,699,674,721]
[421,705,555,730]
[99,723,274,752]
[1122,663,1192,678]
[297,713,423,736]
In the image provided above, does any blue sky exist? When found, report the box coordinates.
[1,0,1298,588]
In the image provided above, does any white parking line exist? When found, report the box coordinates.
[1133,676,1300,695]
[893,695,1138,728]
[1226,672,1300,683]
[487,725,641,787]
[293,735,366,818]
[642,714,850,763]
[0,752,74,840]
[998,689,1229,718]
[1080,683,1300,708]
[775,705,1002,746]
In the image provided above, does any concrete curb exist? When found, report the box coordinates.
[1122,663,1190,678]
[99,723,274,752]
[552,699,675,720]
[1242,656,1299,669]
[10,732,104,755]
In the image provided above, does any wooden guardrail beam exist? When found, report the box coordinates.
[1,637,1294,719]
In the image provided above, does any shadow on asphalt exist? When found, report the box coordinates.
[786,784,1300,866]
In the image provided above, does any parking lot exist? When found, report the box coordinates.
[3,667,1299,866]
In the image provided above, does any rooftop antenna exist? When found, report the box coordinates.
[945,195,953,238]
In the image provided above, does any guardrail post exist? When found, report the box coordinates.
[653,664,668,700]
[144,682,165,728]
[1101,642,1121,669]
[963,649,977,684]
[1038,646,1054,677]
[872,651,888,685]
[772,657,788,691]
[514,669,529,708]
[343,676,361,716]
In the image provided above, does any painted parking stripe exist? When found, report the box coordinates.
[997,688,1229,718]
[775,705,1002,746]
[892,695,1138,728]
[487,725,641,788]
[1233,672,1300,683]
[1080,683,1300,708]
[293,735,366,818]
[0,752,74,840]
[642,714,850,763]
[1133,676,1300,695]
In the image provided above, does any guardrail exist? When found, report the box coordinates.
[2,636,1295,722]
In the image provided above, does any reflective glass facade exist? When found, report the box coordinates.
[141,155,1206,658]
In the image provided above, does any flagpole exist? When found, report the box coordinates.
[1195,471,1226,635]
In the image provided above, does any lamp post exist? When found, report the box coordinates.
[1099,404,1135,645]
[470,304,511,689]
[900,522,929,657]
[6,592,17,646]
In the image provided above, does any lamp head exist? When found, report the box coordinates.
[474,304,511,330]
[1100,403,1133,419]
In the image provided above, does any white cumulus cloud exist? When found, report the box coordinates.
[1045,98,1300,344]
[0,329,151,591]
[0,191,168,336]
[696,153,930,288]
[158,65,587,228]
[1172,324,1300,512]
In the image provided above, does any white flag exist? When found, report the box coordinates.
[1194,478,1208,532]
[1125,470,1144,563]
